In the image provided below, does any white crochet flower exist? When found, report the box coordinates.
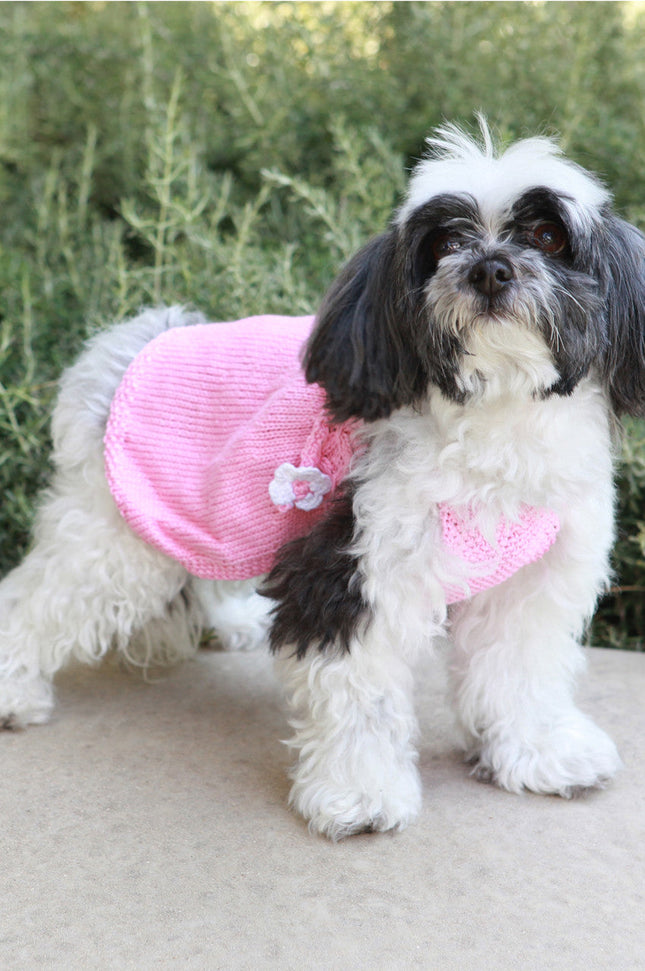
[269,463,332,512]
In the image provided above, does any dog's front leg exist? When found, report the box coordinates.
[449,552,622,797]
[276,634,421,840]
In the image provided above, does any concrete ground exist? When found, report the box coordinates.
[2,646,643,970]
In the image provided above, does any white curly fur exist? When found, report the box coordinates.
[279,375,620,837]
[0,124,634,839]
[0,302,623,825]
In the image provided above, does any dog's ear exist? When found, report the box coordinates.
[304,231,429,422]
[600,217,645,416]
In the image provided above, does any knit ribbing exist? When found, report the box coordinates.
[441,504,560,603]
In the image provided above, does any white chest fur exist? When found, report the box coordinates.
[350,375,616,630]
[357,376,615,516]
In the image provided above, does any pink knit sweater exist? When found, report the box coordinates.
[104,315,560,598]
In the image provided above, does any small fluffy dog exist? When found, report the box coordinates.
[2,121,645,839]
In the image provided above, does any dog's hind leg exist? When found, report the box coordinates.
[0,307,205,728]
[190,578,272,652]
[0,460,190,728]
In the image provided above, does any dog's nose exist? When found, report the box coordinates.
[468,257,514,296]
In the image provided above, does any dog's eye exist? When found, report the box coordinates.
[528,222,567,255]
[432,232,463,261]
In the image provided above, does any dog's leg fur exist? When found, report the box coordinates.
[191,578,272,652]
[0,308,207,727]
[0,473,191,727]
[449,488,622,795]
[277,631,422,840]
[267,438,450,839]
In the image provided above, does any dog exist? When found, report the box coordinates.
[2,120,644,839]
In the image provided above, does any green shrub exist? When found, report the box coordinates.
[1,1,644,647]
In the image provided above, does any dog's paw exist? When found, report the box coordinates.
[289,763,422,840]
[193,581,271,652]
[215,617,268,653]
[472,711,622,797]
[0,676,54,730]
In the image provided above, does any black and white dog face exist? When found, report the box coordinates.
[306,122,645,421]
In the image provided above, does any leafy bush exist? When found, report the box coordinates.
[1,1,644,647]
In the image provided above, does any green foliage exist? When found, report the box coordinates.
[594,418,645,650]
[1,1,644,647]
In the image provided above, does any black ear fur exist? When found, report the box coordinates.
[304,231,430,422]
[600,216,645,417]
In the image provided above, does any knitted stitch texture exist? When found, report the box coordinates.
[104,315,356,580]
[440,504,561,604]
[104,314,560,595]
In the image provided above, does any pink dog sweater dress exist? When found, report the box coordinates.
[103,314,560,600]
